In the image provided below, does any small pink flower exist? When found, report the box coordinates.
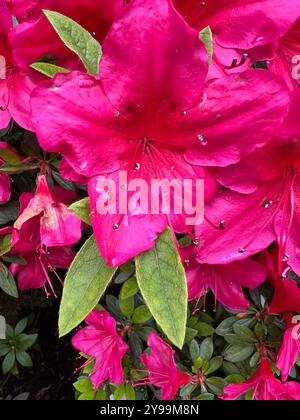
[221,359,300,400]
[182,245,266,311]
[276,314,300,382]
[13,174,81,248]
[72,309,128,390]
[139,331,191,400]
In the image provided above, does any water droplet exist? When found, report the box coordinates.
[262,199,273,209]
[193,237,201,246]
[80,161,88,170]
[200,1,206,7]
[219,220,225,229]
[182,110,188,115]
[134,163,140,171]
[92,32,96,36]
[171,166,175,171]
[114,111,120,118]
[185,259,190,267]
[282,253,290,262]
[238,247,245,254]
[120,183,127,190]
[113,223,119,230]
[255,36,264,43]
[197,133,208,146]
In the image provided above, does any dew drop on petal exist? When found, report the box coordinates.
[262,199,273,209]
[238,247,245,254]
[134,163,141,171]
[282,253,290,262]
[185,259,190,267]
[113,223,119,230]
[197,134,207,146]
[193,237,201,246]
[80,161,88,170]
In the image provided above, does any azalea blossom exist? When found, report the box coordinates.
[72,309,128,390]
[221,359,300,400]
[182,245,266,311]
[13,174,81,248]
[31,0,289,266]
[276,314,300,382]
[138,331,191,400]
[10,183,77,293]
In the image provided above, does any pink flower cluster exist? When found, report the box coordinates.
[1,0,300,400]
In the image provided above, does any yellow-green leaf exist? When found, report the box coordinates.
[59,235,117,336]
[135,227,187,348]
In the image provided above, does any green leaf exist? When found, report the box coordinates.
[225,374,245,384]
[132,305,152,324]
[14,318,28,335]
[2,350,15,374]
[16,334,38,350]
[59,235,117,336]
[30,62,69,78]
[0,234,12,256]
[44,10,102,76]
[199,337,214,361]
[0,343,10,357]
[204,356,223,376]
[189,339,200,362]
[199,26,213,64]
[125,383,135,401]
[119,297,134,319]
[114,384,125,400]
[16,350,33,367]
[215,317,237,336]
[233,325,257,343]
[179,383,197,398]
[0,202,19,226]
[120,277,139,300]
[184,327,198,344]
[74,378,93,394]
[206,377,227,395]
[135,227,187,348]
[195,393,214,400]
[0,148,21,165]
[0,264,18,298]
[195,322,215,337]
[69,197,91,225]
[223,345,255,363]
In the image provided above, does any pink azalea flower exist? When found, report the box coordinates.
[13,174,81,248]
[11,187,76,293]
[31,0,289,266]
[139,331,191,400]
[221,359,300,400]
[72,309,128,390]
[182,245,266,311]
[276,314,300,382]
[173,0,300,73]
[194,91,300,276]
